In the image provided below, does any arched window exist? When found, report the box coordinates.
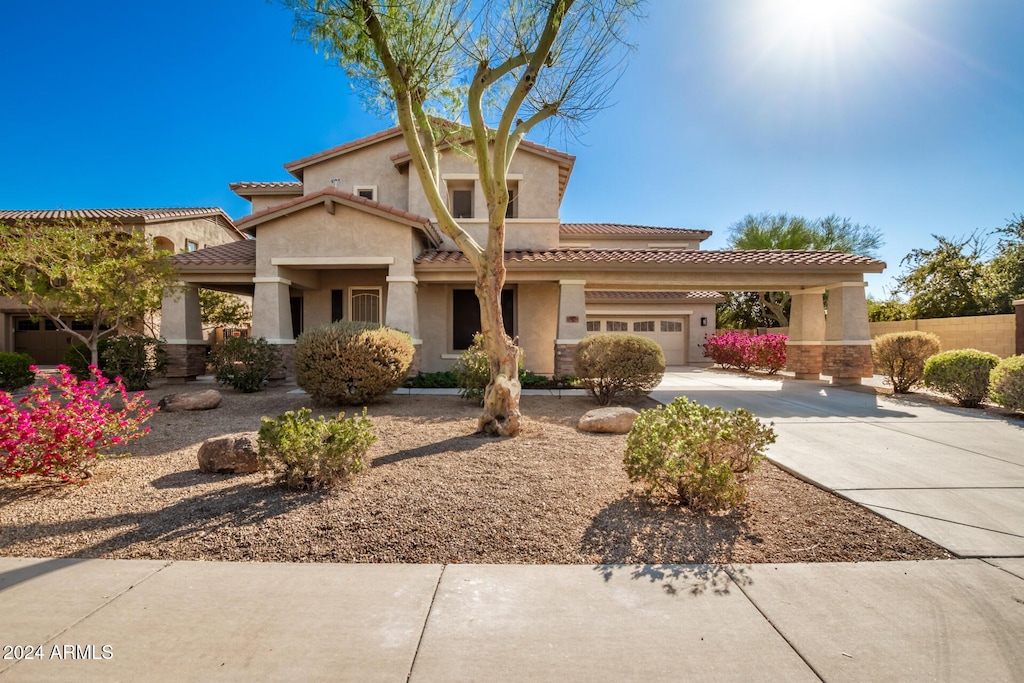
[350,288,381,324]
[153,236,175,253]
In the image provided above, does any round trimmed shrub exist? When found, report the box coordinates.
[923,349,999,408]
[574,334,665,406]
[0,352,36,391]
[989,355,1024,412]
[295,322,414,405]
[872,331,940,393]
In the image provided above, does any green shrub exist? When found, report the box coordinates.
[64,338,115,379]
[100,335,168,391]
[923,349,1000,408]
[211,336,280,393]
[0,352,36,391]
[574,334,665,405]
[872,331,941,393]
[989,355,1024,412]
[624,397,777,512]
[258,407,376,489]
[452,332,523,402]
[406,370,459,388]
[295,322,414,405]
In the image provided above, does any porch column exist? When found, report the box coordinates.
[385,272,421,374]
[252,276,294,377]
[555,279,587,376]
[160,283,206,382]
[823,281,874,385]
[786,288,826,380]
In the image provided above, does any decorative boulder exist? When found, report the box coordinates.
[158,389,222,412]
[198,432,260,474]
[578,407,640,434]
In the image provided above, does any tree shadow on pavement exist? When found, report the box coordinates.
[581,494,751,594]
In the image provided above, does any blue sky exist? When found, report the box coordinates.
[2,1,1021,297]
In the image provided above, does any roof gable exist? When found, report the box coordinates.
[234,187,441,246]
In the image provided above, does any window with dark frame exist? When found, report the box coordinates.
[586,320,601,332]
[185,239,199,252]
[355,187,375,201]
[606,321,628,332]
[505,181,518,219]
[661,320,683,332]
[290,296,303,339]
[452,289,514,350]
[449,180,474,219]
[331,290,344,322]
[633,321,655,332]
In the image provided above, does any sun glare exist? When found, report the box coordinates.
[775,0,869,35]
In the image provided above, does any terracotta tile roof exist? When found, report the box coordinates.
[0,207,230,223]
[229,181,303,189]
[559,223,712,238]
[416,249,886,270]
[284,127,405,174]
[586,290,726,302]
[170,239,256,267]
[234,188,442,245]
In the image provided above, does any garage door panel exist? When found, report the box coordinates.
[587,317,687,365]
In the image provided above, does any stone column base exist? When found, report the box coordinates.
[268,344,296,383]
[823,344,874,384]
[554,342,577,377]
[164,343,208,383]
[786,343,823,380]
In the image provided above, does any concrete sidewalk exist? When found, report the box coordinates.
[2,556,1024,682]
[652,369,1024,558]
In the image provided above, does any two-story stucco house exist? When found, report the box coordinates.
[161,126,885,383]
[0,208,244,364]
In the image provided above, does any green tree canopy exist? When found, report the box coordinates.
[0,218,178,366]
[720,212,883,328]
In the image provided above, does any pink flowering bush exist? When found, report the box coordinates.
[703,332,788,374]
[0,365,157,484]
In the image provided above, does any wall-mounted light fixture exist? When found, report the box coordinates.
[700,317,708,327]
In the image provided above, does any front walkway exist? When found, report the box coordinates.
[652,368,1024,558]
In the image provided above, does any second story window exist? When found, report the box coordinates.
[448,180,474,219]
[185,239,199,252]
[505,181,519,219]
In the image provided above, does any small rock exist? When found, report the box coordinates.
[578,407,640,434]
[158,389,222,412]
[198,433,260,474]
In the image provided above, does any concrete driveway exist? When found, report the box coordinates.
[652,368,1024,558]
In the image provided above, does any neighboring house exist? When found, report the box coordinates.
[162,126,885,383]
[0,208,244,364]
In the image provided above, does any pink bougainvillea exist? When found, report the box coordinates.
[0,365,157,484]
[702,332,788,375]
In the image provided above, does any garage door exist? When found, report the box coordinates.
[586,318,688,365]
[13,316,108,365]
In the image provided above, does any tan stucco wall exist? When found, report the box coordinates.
[148,217,240,253]
[253,203,422,278]
[301,136,410,211]
[563,237,703,250]
[415,281,558,375]
[869,314,1017,358]
[298,269,389,332]
[252,194,302,213]
[407,145,562,251]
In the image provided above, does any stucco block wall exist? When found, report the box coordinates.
[148,217,239,253]
[252,195,301,213]
[301,137,410,210]
[298,269,389,332]
[870,314,1017,358]
[414,281,557,376]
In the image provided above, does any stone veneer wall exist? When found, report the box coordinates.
[822,344,874,380]
[554,342,577,377]
[164,344,208,383]
[786,344,823,378]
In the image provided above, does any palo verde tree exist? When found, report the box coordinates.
[286,0,643,435]
[0,218,178,367]
[723,212,883,327]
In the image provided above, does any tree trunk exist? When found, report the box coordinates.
[475,253,521,437]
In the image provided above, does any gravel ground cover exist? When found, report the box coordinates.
[0,384,951,564]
